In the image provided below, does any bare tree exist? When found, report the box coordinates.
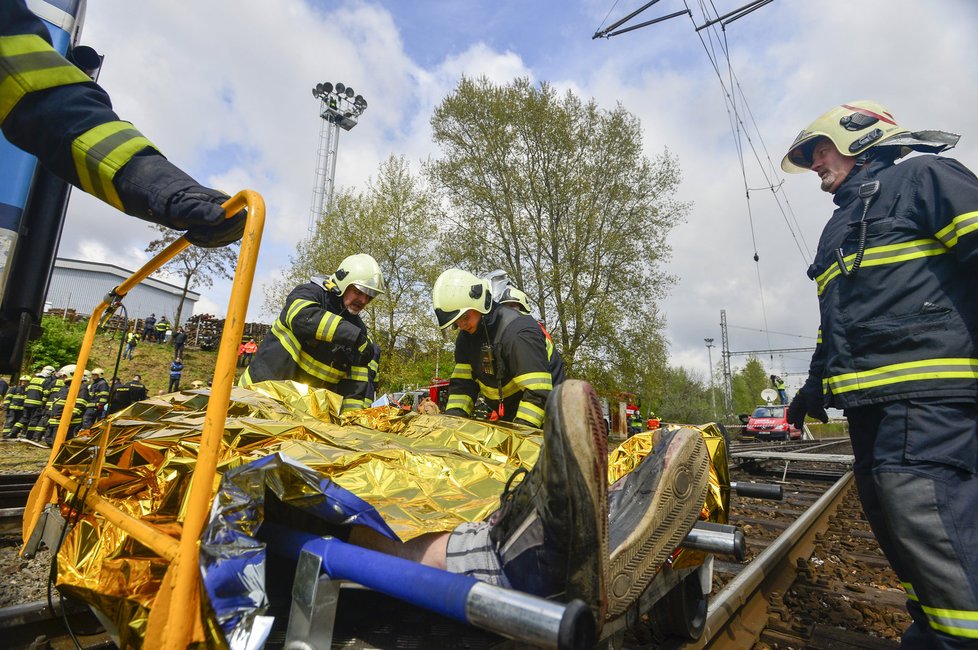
[145,226,238,329]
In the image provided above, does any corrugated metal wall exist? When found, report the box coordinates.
[46,259,198,322]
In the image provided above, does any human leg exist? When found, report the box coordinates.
[849,400,978,649]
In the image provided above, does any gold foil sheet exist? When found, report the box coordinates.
[42,382,728,647]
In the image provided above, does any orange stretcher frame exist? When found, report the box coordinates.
[22,190,265,649]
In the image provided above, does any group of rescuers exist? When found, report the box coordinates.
[2,0,976,642]
[2,366,146,444]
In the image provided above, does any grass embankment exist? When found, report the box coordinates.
[87,333,240,395]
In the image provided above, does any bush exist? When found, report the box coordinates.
[23,316,86,372]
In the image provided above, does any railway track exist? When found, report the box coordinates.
[0,442,911,649]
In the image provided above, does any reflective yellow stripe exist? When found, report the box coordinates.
[513,371,552,392]
[815,238,949,295]
[285,299,315,328]
[368,359,379,372]
[446,394,473,414]
[71,121,155,209]
[936,210,978,249]
[546,337,555,361]
[922,605,978,639]
[451,363,472,380]
[902,581,917,601]
[516,401,545,427]
[238,366,253,387]
[316,311,342,341]
[0,34,91,121]
[477,378,527,400]
[271,319,345,383]
[816,328,822,345]
[341,397,365,413]
[825,357,978,395]
[349,366,369,382]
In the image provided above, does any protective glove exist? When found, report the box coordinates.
[786,384,828,431]
[113,152,246,248]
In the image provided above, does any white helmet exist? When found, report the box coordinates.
[92,367,104,377]
[432,269,493,330]
[499,286,532,314]
[83,369,91,380]
[41,365,55,377]
[782,100,909,173]
[58,365,76,377]
[329,254,387,298]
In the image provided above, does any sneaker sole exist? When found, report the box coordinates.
[605,427,709,620]
[553,379,609,623]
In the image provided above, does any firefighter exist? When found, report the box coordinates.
[783,100,978,647]
[128,374,148,403]
[25,365,57,441]
[2,375,28,438]
[109,377,131,413]
[81,368,109,429]
[44,365,84,444]
[240,254,386,414]
[432,269,565,428]
[499,286,532,315]
[0,0,245,249]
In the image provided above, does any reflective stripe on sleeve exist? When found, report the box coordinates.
[446,393,473,414]
[515,401,545,427]
[271,319,345,384]
[72,121,155,209]
[936,210,978,249]
[451,363,473,380]
[0,34,91,121]
[513,371,552,392]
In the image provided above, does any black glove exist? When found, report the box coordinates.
[114,152,246,248]
[786,384,828,430]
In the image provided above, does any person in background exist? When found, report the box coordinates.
[239,338,258,367]
[172,327,187,359]
[127,374,147,403]
[155,317,169,343]
[81,368,110,429]
[43,365,85,444]
[168,357,183,393]
[123,329,139,360]
[771,375,788,405]
[142,315,157,343]
[108,377,129,414]
[783,100,978,647]
[2,375,29,439]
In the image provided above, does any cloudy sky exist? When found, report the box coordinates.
[56,0,978,390]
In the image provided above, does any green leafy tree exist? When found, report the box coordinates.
[427,76,687,381]
[265,155,441,392]
[24,316,85,372]
[145,226,239,329]
[731,356,770,415]
[654,365,715,424]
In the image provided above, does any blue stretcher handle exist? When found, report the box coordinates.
[259,522,596,649]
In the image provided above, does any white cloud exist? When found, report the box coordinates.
[55,0,977,387]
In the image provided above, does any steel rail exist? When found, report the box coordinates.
[692,471,853,649]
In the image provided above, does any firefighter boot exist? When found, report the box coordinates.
[489,379,609,623]
[605,426,710,619]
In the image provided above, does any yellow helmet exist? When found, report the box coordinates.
[499,286,531,314]
[329,254,386,298]
[19,375,30,382]
[432,269,492,330]
[782,100,909,173]
[92,367,104,376]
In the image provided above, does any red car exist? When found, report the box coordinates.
[746,404,802,441]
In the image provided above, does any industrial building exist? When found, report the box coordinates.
[45,257,199,322]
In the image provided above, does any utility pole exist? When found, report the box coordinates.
[720,309,733,415]
[705,338,717,421]
[308,81,368,238]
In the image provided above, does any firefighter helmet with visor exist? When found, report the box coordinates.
[328,254,387,299]
[782,100,910,173]
[432,269,493,330]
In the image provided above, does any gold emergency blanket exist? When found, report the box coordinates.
[42,381,727,648]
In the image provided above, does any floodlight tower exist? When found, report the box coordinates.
[308,81,368,237]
